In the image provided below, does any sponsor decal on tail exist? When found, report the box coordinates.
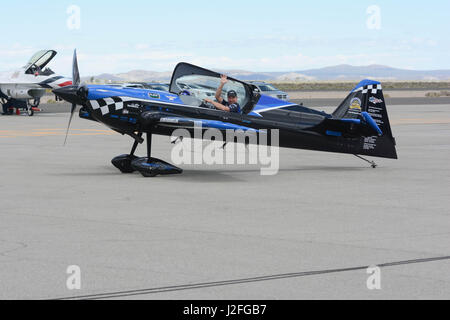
[329,80,397,159]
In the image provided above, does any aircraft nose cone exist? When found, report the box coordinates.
[53,85,87,105]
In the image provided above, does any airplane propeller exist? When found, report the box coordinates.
[63,51,77,145]
[53,50,88,145]
[72,49,80,86]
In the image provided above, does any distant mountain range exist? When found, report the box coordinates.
[84,64,450,83]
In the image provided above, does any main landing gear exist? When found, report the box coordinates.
[1,99,39,116]
[111,131,183,177]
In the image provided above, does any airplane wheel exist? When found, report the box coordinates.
[111,154,138,173]
[27,107,34,116]
[131,157,183,178]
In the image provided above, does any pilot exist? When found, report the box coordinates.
[204,75,241,113]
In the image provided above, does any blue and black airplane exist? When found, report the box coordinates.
[53,51,397,177]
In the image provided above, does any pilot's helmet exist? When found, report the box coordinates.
[180,90,191,96]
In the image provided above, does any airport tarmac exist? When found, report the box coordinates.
[0,104,449,299]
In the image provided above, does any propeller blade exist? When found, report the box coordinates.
[63,103,77,146]
[72,49,80,86]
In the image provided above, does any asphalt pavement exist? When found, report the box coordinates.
[0,104,449,299]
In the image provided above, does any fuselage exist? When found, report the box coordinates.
[73,85,350,155]
[81,85,325,129]
[65,83,394,160]
[0,67,72,100]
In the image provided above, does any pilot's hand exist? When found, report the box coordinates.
[203,99,216,110]
[220,74,228,85]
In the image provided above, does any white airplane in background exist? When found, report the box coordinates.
[0,50,72,116]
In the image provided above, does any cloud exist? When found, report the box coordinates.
[184,53,396,71]
[45,50,437,76]
[0,45,37,70]
[0,39,446,77]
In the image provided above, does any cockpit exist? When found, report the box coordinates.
[169,63,261,114]
[24,50,57,75]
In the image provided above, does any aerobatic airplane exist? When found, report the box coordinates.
[0,50,72,116]
[54,51,397,177]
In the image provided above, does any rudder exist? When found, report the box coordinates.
[332,80,398,159]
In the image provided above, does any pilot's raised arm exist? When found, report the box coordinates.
[215,74,228,103]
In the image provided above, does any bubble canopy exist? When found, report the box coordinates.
[169,62,261,114]
[24,50,57,72]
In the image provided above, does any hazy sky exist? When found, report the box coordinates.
[1,0,449,75]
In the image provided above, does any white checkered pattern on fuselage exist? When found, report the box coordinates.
[88,96,136,115]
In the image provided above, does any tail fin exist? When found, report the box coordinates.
[332,80,397,159]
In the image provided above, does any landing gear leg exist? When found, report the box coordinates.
[146,131,152,162]
[26,98,41,116]
[2,99,15,115]
[131,131,183,178]
[130,134,142,157]
[111,133,143,173]
[354,154,377,168]
[26,105,34,117]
